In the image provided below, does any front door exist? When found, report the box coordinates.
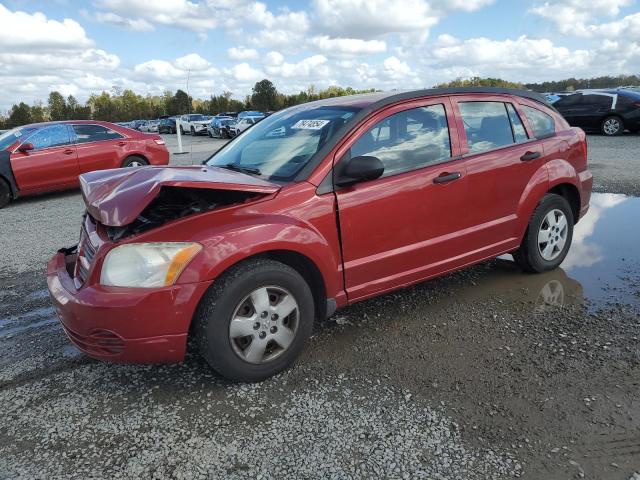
[10,124,78,193]
[334,98,469,301]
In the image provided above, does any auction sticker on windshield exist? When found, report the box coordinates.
[291,119,330,130]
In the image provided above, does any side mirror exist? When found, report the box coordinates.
[18,143,34,153]
[335,155,384,186]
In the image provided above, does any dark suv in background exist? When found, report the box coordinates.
[158,117,176,134]
[553,88,640,135]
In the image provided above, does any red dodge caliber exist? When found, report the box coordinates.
[47,88,592,382]
[0,120,169,208]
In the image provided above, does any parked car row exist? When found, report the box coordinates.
[0,120,169,208]
[547,87,640,135]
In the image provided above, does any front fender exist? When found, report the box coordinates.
[178,215,344,303]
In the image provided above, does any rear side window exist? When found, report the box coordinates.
[25,125,71,150]
[458,101,518,154]
[72,124,123,143]
[521,106,555,138]
[505,104,528,142]
[554,94,581,108]
[582,94,613,108]
[350,104,451,177]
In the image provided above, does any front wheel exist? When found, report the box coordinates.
[180,126,185,135]
[513,193,574,273]
[194,259,315,382]
[190,126,196,135]
[601,116,624,136]
[121,155,148,168]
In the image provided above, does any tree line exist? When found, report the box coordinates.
[0,79,375,129]
[2,75,638,129]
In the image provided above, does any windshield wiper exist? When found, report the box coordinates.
[219,163,261,176]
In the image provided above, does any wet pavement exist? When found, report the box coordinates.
[0,192,639,479]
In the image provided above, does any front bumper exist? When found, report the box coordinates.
[47,251,212,364]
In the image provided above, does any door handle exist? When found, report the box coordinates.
[117,141,126,146]
[520,151,541,162]
[63,149,74,155]
[433,172,461,184]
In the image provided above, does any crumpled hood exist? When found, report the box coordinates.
[80,166,280,227]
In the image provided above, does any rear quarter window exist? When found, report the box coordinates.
[521,106,555,138]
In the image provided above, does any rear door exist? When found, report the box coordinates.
[553,94,583,126]
[572,94,614,129]
[71,124,129,174]
[10,124,78,193]
[334,97,470,300]
[450,96,546,251]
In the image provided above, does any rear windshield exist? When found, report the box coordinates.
[206,105,359,181]
[0,126,38,151]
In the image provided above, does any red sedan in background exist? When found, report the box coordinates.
[0,120,169,208]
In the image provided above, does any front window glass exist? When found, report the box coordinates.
[459,101,517,154]
[189,114,205,121]
[206,105,359,181]
[351,104,451,177]
[24,124,71,150]
[0,126,38,151]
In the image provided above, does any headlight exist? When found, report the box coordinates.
[100,242,202,288]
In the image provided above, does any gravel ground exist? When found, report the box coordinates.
[0,132,639,479]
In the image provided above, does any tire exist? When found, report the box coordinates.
[0,178,11,209]
[513,193,574,273]
[180,126,185,135]
[601,115,624,136]
[121,155,148,168]
[207,130,213,138]
[221,129,229,139]
[194,258,315,382]
[190,126,196,136]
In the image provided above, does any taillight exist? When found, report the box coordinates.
[634,102,640,108]
[154,139,165,145]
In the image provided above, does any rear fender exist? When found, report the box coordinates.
[514,162,549,241]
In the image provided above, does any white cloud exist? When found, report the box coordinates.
[264,51,285,66]
[311,36,387,55]
[175,53,211,71]
[530,0,633,36]
[264,55,329,79]
[228,47,260,60]
[429,35,591,73]
[95,12,154,31]
[0,4,93,51]
[226,62,264,82]
[96,0,218,32]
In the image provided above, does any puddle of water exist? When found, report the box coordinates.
[560,192,640,310]
[493,192,640,312]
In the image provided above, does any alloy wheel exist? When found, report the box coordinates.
[603,118,621,135]
[537,209,568,261]
[229,286,299,364]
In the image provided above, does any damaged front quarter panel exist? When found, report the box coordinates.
[79,165,281,240]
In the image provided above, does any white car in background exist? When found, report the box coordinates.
[139,119,159,133]
[228,116,264,137]
[178,114,210,135]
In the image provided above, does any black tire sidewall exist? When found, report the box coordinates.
[0,179,10,209]
[523,195,574,272]
[121,156,147,168]
[196,261,314,382]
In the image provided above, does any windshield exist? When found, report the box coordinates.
[189,114,205,121]
[206,105,359,181]
[0,126,38,151]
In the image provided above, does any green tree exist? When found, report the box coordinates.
[48,91,68,120]
[251,79,278,112]
[171,89,192,115]
[8,102,32,127]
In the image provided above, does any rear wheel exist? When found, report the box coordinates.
[513,193,574,273]
[194,258,315,382]
[0,178,11,209]
[601,116,624,136]
[121,155,148,168]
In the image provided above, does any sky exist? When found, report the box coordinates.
[0,0,639,110]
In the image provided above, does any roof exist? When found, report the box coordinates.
[291,87,553,111]
[16,119,116,129]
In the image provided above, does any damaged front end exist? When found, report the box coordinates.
[106,186,263,241]
[78,165,281,240]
